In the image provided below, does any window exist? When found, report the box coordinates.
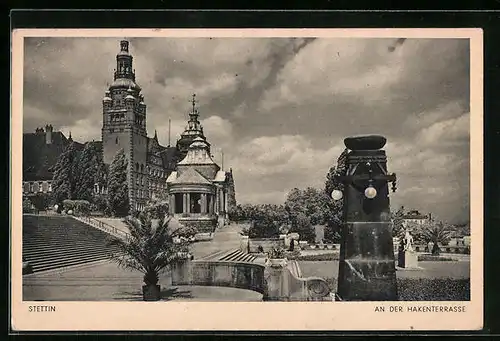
[119,128,124,132]
[42,182,48,192]
[190,193,202,214]
[141,164,144,173]
[136,163,139,172]
[115,137,119,144]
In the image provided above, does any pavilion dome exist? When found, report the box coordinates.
[177,137,216,166]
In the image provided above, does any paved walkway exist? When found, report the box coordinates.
[23,260,262,301]
[23,223,263,301]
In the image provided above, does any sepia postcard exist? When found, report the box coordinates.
[10,28,483,331]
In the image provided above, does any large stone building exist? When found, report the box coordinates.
[23,39,236,226]
[22,125,83,196]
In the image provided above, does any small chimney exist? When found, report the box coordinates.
[45,124,53,144]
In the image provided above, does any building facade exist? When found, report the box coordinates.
[100,39,236,218]
[23,39,237,229]
[402,210,432,230]
[22,125,80,197]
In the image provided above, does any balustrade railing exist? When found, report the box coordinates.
[75,215,130,239]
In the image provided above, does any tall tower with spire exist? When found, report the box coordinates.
[101,40,149,211]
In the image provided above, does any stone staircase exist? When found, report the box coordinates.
[199,249,257,263]
[190,223,245,259]
[22,215,118,274]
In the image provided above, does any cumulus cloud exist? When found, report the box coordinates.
[22,36,472,223]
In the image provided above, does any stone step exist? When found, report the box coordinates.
[31,253,111,273]
[23,245,112,262]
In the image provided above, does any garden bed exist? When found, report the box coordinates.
[417,255,457,262]
[324,277,469,301]
[294,253,339,261]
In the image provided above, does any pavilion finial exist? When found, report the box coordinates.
[190,93,198,113]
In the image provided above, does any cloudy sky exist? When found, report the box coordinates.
[23,36,470,224]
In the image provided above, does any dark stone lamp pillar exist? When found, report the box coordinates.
[332,135,398,301]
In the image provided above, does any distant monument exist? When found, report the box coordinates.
[334,135,399,301]
[398,230,419,269]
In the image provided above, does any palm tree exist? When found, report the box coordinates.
[419,221,452,255]
[106,211,196,301]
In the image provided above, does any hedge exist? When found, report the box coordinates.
[325,277,469,301]
[62,199,91,215]
[418,255,457,262]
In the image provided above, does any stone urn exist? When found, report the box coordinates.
[266,258,288,267]
[142,284,161,301]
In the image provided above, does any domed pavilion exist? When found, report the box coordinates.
[166,137,232,233]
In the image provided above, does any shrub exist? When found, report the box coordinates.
[62,199,91,216]
[267,247,286,259]
[418,255,456,262]
[29,193,52,211]
[143,201,169,220]
[296,253,339,261]
[326,277,470,301]
[23,199,34,213]
[397,278,470,301]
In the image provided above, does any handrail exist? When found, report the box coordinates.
[74,215,131,239]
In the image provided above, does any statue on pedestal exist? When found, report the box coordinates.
[403,230,414,252]
[399,229,419,269]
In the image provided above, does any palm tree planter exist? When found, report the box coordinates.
[266,247,287,267]
[420,221,452,256]
[106,211,195,301]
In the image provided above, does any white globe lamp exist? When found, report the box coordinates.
[331,189,343,201]
[364,185,377,199]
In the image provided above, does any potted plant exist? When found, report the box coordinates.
[106,210,194,301]
[267,247,287,267]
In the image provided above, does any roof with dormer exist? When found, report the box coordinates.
[171,167,212,185]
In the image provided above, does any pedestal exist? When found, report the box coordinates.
[336,137,398,301]
[403,251,418,268]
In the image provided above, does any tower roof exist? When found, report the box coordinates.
[110,40,140,91]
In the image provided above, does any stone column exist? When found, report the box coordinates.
[336,135,398,301]
[201,193,207,214]
[224,191,229,218]
[170,194,175,215]
[215,188,220,214]
[208,194,213,214]
[186,193,191,214]
[182,193,187,214]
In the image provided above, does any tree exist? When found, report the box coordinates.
[284,187,329,243]
[107,149,129,217]
[417,220,452,255]
[52,142,80,203]
[324,164,345,243]
[73,142,106,203]
[106,210,194,301]
[248,205,282,239]
[290,212,315,243]
[391,206,406,238]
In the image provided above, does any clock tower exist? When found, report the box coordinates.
[101,40,148,211]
